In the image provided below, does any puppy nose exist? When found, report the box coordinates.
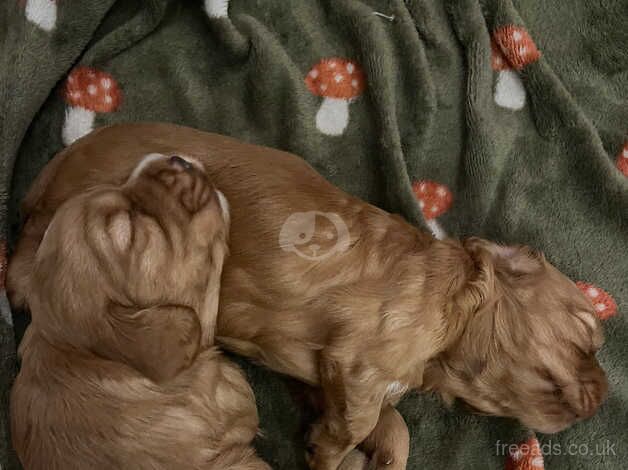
[564,365,608,419]
[169,155,193,171]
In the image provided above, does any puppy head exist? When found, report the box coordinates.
[28,154,229,378]
[425,238,607,433]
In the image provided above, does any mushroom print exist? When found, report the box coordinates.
[491,26,540,110]
[203,0,229,18]
[616,141,628,177]
[24,0,57,32]
[505,436,544,470]
[412,180,453,240]
[305,58,366,136]
[62,67,122,146]
[576,282,617,320]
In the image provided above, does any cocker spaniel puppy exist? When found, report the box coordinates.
[8,124,608,470]
[10,155,269,470]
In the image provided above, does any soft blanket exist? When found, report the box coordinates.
[1,1,626,469]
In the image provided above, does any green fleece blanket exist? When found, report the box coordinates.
[1,1,626,469]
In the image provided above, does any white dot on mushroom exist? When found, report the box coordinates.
[104,95,113,104]
[418,200,425,209]
[623,149,628,158]
[320,84,327,91]
[519,46,528,56]
[430,206,438,213]
[513,31,522,41]
[309,69,319,79]
[587,287,599,298]
[436,186,447,196]
[419,183,426,192]
[328,61,336,68]
[595,303,606,312]
[351,79,358,88]
[101,78,112,89]
[346,63,355,74]
[87,85,97,95]
[334,74,343,83]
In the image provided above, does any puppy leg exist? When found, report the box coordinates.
[306,356,386,470]
[297,387,408,470]
[359,406,409,470]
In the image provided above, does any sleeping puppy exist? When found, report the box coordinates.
[10,155,270,470]
[8,123,608,470]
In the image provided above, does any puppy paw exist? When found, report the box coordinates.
[367,451,405,470]
[304,426,347,470]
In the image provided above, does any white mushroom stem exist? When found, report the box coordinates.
[426,219,447,240]
[316,97,350,136]
[62,106,95,146]
[494,69,526,110]
[204,0,229,18]
[25,0,57,32]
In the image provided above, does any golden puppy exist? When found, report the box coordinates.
[10,155,270,470]
[8,123,608,470]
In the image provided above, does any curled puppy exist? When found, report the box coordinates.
[8,124,608,470]
[10,155,269,470]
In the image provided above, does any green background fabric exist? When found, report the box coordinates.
[1,0,626,469]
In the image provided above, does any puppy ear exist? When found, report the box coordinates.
[107,305,201,382]
[464,237,543,275]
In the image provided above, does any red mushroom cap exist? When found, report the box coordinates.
[576,282,617,320]
[64,67,122,112]
[493,26,540,70]
[616,141,628,177]
[491,40,511,71]
[412,180,453,219]
[305,58,366,99]
[505,437,544,470]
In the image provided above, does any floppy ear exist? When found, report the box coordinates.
[464,237,543,276]
[107,305,201,383]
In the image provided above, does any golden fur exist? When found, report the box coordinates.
[10,155,269,469]
[8,123,608,470]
